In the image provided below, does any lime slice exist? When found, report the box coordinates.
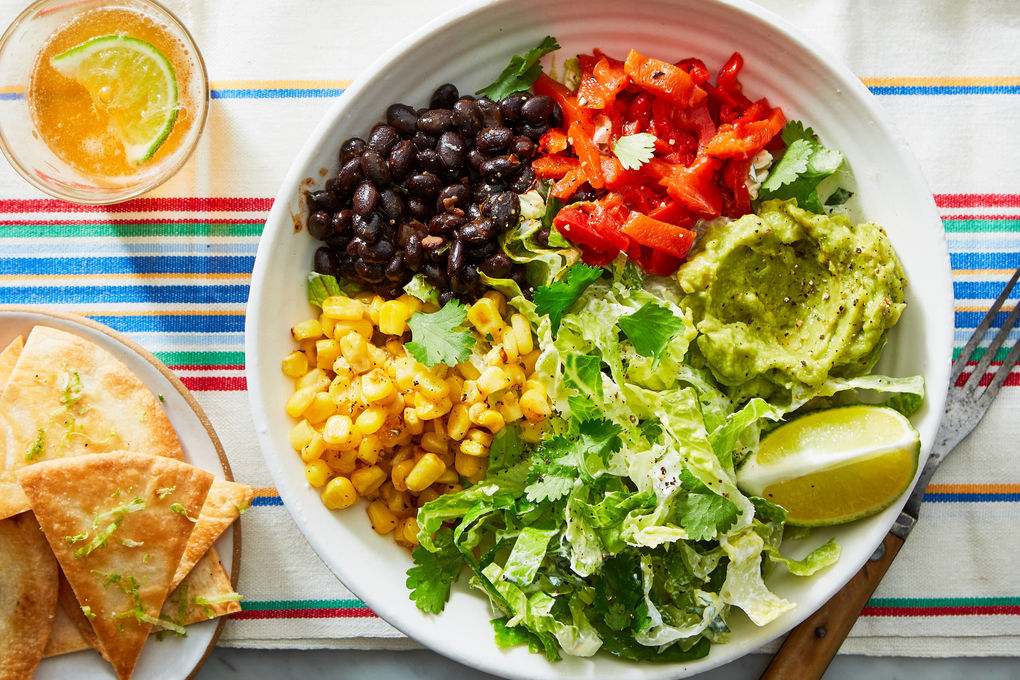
[50,35,178,164]
[736,405,920,526]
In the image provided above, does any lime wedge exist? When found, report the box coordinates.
[736,405,920,526]
[50,35,178,164]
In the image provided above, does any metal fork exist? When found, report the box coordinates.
[761,264,1020,680]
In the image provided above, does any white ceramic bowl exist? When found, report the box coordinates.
[246,0,953,677]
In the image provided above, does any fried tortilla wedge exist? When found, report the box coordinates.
[0,511,58,680]
[45,547,240,658]
[0,326,184,519]
[172,479,253,589]
[0,336,23,384]
[17,452,213,680]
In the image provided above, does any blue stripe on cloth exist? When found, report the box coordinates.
[210,87,346,99]
[950,252,1020,270]
[0,285,248,305]
[0,242,259,256]
[252,496,285,507]
[924,492,1020,503]
[954,280,1020,300]
[956,310,1020,328]
[86,314,246,333]
[868,85,1020,95]
[0,255,255,275]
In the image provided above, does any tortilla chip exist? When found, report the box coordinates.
[0,326,184,519]
[0,511,58,680]
[172,479,253,589]
[0,336,23,385]
[54,569,101,656]
[43,598,92,658]
[17,452,213,680]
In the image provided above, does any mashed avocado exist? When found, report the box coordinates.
[676,199,906,396]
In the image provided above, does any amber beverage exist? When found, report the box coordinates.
[0,0,208,203]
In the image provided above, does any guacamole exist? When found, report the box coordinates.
[676,199,906,395]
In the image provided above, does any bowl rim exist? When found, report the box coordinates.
[245,0,953,676]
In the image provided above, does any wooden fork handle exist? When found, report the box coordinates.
[760,531,905,680]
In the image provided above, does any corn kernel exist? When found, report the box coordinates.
[303,391,337,424]
[304,459,331,487]
[405,453,447,492]
[351,465,388,496]
[300,433,326,463]
[339,332,371,373]
[319,313,336,339]
[368,295,385,326]
[460,380,482,405]
[361,368,396,404]
[322,296,365,321]
[385,338,406,357]
[321,476,358,509]
[390,458,416,492]
[477,366,511,395]
[354,290,376,304]
[399,517,420,546]
[386,490,414,518]
[476,408,505,433]
[435,467,459,484]
[455,451,487,482]
[501,327,519,364]
[386,392,406,417]
[296,368,331,392]
[415,394,453,421]
[354,406,387,436]
[523,378,546,396]
[414,371,450,401]
[521,349,541,375]
[357,435,384,464]
[466,428,493,447]
[379,300,413,335]
[505,363,526,388]
[403,407,424,435]
[315,338,342,370]
[285,386,316,418]
[324,448,358,475]
[299,337,318,364]
[520,389,552,422]
[467,297,502,336]
[446,404,471,441]
[497,391,524,422]
[368,343,389,369]
[417,488,441,506]
[435,482,463,496]
[291,319,323,341]
[481,290,507,317]
[468,402,488,423]
[459,439,488,457]
[456,360,481,380]
[281,351,309,378]
[397,293,423,313]
[445,374,464,402]
[484,346,506,366]
[322,414,354,446]
[423,301,440,313]
[289,420,316,451]
[394,357,419,392]
[366,499,398,534]
[510,314,534,354]
[419,431,448,455]
[335,318,375,340]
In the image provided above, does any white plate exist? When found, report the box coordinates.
[0,306,239,680]
[246,0,954,677]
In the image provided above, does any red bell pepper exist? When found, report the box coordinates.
[568,121,605,189]
[646,155,723,218]
[705,104,785,159]
[721,158,752,218]
[532,155,578,179]
[533,73,591,129]
[624,50,707,109]
[539,129,569,155]
[621,211,696,260]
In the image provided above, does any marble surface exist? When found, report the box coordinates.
[199,648,1020,679]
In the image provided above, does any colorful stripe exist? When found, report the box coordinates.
[862,597,1020,618]
[231,599,375,620]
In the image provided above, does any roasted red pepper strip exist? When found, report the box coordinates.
[621,211,696,260]
[646,155,723,218]
[532,155,579,179]
[553,202,629,255]
[538,129,569,155]
[550,167,588,200]
[568,120,605,189]
[721,158,753,217]
[533,73,590,128]
[624,49,707,109]
[705,104,785,159]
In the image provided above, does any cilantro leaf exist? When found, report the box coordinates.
[613,133,656,170]
[405,300,476,367]
[524,419,621,502]
[592,553,646,631]
[524,438,576,503]
[533,263,603,335]
[673,492,739,541]
[617,301,684,364]
[477,36,560,101]
[406,527,463,614]
[759,121,845,213]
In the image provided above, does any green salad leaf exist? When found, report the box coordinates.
[758,121,844,213]
[405,300,476,367]
[477,36,560,101]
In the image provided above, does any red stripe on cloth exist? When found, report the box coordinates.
[170,364,245,371]
[0,197,274,213]
[941,214,1020,221]
[229,607,377,620]
[954,368,1020,388]
[934,193,1020,209]
[862,605,1020,617]
[179,375,247,391]
[0,218,266,225]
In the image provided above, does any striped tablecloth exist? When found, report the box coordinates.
[0,0,1016,659]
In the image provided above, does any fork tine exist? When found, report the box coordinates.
[950,264,1020,385]
[977,325,1020,410]
[963,297,1020,391]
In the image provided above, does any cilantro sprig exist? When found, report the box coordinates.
[533,263,604,335]
[617,301,685,365]
[405,300,477,367]
[612,133,656,170]
[477,36,560,101]
[758,121,844,213]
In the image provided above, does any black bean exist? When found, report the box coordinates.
[462,263,479,291]
[428,212,465,235]
[307,210,331,240]
[473,182,504,205]
[481,191,521,231]
[458,218,494,245]
[385,253,406,281]
[521,95,555,124]
[346,237,364,258]
[423,263,448,288]
[406,197,430,221]
[313,246,340,276]
[452,99,483,137]
[465,203,482,220]
[466,240,498,258]
[510,267,530,292]
[378,188,405,224]
[447,238,465,279]
[412,131,436,151]
[437,183,472,213]
[387,140,416,181]
[339,258,359,281]
[511,135,536,161]
[355,260,385,283]
[467,148,487,172]
[336,157,364,192]
[352,182,379,217]
[535,227,551,247]
[476,126,513,153]
[421,235,447,259]
[498,92,530,123]
[353,213,383,243]
[307,189,341,215]
[510,166,536,194]
[430,83,459,109]
[405,233,424,270]
[480,252,513,278]
[386,103,419,136]
[406,172,442,198]
[416,149,443,175]
[518,123,550,142]
[548,103,564,128]
[479,154,521,181]
[339,137,366,165]
[368,124,400,156]
[360,150,390,186]
[359,238,395,264]
[437,290,456,306]
[475,97,502,127]
[417,109,454,135]
[436,131,467,170]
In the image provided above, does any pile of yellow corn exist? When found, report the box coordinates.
[283,291,550,548]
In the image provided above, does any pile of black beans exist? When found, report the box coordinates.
[306,82,563,303]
